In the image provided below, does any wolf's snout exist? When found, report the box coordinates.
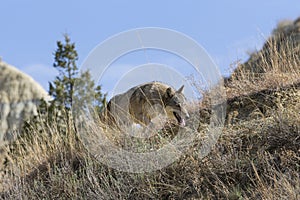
[173,110,189,127]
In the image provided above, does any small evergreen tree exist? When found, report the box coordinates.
[49,35,78,112]
[24,35,106,134]
[48,35,106,131]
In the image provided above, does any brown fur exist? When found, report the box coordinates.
[103,82,189,128]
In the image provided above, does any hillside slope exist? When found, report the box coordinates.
[0,17,299,199]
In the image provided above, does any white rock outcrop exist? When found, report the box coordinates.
[0,60,49,142]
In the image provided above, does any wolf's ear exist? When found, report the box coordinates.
[166,87,173,98]
[176,85,184,94]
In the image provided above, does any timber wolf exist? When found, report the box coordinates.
[103,82,189,130]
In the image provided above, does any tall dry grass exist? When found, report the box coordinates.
[0,92,299,199]
[226,28,300,98]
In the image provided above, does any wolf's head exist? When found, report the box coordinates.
[164,85,189,126]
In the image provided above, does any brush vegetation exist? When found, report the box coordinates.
[0,19,299,199]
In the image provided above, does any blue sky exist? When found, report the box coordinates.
[1,0,299,94]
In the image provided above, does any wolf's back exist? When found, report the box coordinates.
[105,86,139,127]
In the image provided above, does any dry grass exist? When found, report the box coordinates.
[225,20,300,98]
[0,96,299,199]
[0,19,300,199]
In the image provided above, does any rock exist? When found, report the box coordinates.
[0,60,49,142]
